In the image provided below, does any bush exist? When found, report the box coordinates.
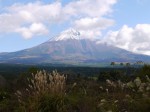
[15,70,67,111]
[137,64,150,80]
[38,94,69,112]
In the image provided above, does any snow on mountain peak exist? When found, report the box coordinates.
[50,28,81,41]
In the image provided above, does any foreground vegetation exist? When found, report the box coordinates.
[0,64,150,112]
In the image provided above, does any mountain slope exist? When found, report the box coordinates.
[0,29,150,65]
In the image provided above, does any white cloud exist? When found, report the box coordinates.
[64,0,117,17]
[0,13,22,32]
[103,24,150,55]
[64,0,117,38]
[7,2,62,23]
[75,17,114,30]
[74,17,114,38]
[16,22,48,39]
[0,2,62,38]
[0,0,117,39]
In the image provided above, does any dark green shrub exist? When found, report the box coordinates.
[137,64,150,80]
[38,94,69,112]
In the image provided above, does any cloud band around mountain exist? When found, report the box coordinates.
[104,24,150,55]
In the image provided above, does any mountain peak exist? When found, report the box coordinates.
[50,28,81,41]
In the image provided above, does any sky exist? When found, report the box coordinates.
[0,0,150,55]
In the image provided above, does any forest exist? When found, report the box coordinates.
[0,64,150,112]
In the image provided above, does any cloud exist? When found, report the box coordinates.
[74,17,114,38]
[64,0,117,38]
[0,0,117,39]
[64,0,117,17]
[16,22,48,39]
[103,24,150,55]
[0,1,62,38]
[7,2,63,23]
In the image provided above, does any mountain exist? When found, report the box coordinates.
[50,28,81,41]
[0,28,150,65]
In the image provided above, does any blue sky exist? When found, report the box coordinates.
[114,0,150,27]
[0,0,150,55]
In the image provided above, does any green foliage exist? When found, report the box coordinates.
[98,70,127,82]
[0,90,10,101]
[38,94,69,112]
[123,97,150,112]
[110,62,115,66]
[98,71,112,82]
[137,64,150,80]
[28,67,40,74]
[0,90,16,112]
[0,66,150,112]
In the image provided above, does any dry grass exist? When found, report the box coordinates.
[15,70,67,105]
[28,70,67,95]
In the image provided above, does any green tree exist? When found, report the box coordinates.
[126,62,130,67]
[137,64,150,80]
[110,62,115,68]
[120,62,124,66]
